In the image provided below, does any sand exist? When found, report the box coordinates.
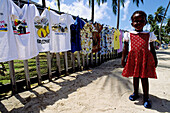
[0,48,170,113]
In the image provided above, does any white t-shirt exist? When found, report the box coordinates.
[123,31,157,51]
[34,9,52,52]
[12,4,40,60]
[0,0,20,62]
[50,14,74,53]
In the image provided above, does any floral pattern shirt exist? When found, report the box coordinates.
[80,22,93,55]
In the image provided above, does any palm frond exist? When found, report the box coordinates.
[120,0,125,7]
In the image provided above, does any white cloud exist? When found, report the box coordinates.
[43,0,110,22]
[121,0,130,21]
[37,0,42,5]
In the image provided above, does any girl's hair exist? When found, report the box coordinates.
[131,10,147,22]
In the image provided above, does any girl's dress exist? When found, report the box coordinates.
[122,31,157,78]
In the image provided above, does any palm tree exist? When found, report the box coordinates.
[42,0,60,11]
[79,0,107,23]
[112,0,143,29]
[159,1,170,42]
[148,6,165,40]
[42,0,46,7]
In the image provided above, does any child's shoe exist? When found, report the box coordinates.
[129,93,139,101]
[143,99,151,108]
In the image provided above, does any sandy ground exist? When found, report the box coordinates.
[0,49,170,113]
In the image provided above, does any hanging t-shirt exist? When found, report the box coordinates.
[80,22,93,55]
[34,9,52,52]
[50,14,74,53]
[117,30,123,53]
[106,28,113,53]
[100,27,107,55]
[114,29,120,50]
[92,23,102,53]
[70,16,85,53]
[0,0,20,62]
[12,4,40,60]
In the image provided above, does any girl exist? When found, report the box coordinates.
[121,11,158,108]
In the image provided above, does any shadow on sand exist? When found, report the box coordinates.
[0,59,133,113]
[134,94,170,112]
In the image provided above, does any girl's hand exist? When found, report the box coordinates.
[121,60,126,67]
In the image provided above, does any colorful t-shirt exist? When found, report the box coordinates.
[12,4,40,60]
[92,23,103,53]
[100,27,113,54]
[70,16,85,53]
[0,0,20,62]
[34,9,51,52]
[50,14,74,53]
[114,29,120,50]
[80,22,93,55]
[117,30,123,53]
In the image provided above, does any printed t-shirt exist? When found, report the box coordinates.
[50,14,74,53]
[114,29,120,50]
[92,23,103,53]
[70,16,85,53]
[117,30,123,53]
[34,9,52,52]
[12,4,40,60]
[0,0,20,62]
[80,22,93,55]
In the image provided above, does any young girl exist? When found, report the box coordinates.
[121,11,158,108]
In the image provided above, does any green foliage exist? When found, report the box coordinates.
[147,6,169,41]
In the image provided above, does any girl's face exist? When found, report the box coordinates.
[131,13,146,31]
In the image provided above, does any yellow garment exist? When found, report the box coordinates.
[114,29,120,50]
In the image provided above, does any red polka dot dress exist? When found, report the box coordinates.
[122,32,157,78]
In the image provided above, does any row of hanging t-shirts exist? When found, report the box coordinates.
[0,0,123,63]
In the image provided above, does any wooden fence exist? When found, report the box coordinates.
[2,50,120,95]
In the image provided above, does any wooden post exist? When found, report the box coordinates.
[95,52,98,66]
[64,52,69,75]
[35,55,42,85]
[99,53,101,64]
[86,54,89,68]
[56,53,61,76]
[90,53,93,66]
[77,51,81,70]
[8,61,17,94]
[42,0,46,8]
[23,60,31,89]
[105,53,107,61]
[47,51,52,81]
[71,53,75,72]
[112,49,114,59]
[82,54,85,70]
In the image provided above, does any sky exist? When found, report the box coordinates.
[32,0,170,31]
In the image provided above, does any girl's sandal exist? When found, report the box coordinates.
[143,99,151,108]
[129,93,139,101]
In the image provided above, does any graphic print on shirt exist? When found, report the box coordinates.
[12,19,30,35]
[52,23,68,35]
[0,19,8,32]
[34,17,50,44]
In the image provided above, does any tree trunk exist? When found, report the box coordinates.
[91,0,94,23]
[42,0,46,8]
[159,1,170,43]
[117,0,120,29]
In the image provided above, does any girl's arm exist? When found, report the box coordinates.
[150,42,158,67]
[121,41,128,67]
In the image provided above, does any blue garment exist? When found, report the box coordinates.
[71,16,85,53]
